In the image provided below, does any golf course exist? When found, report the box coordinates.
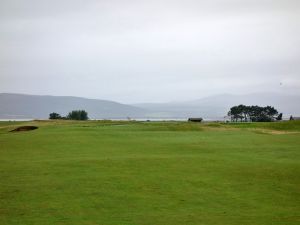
[0,120,299,225]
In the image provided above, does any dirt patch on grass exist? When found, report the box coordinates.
[10,126,38,132]
[253,129,299,135]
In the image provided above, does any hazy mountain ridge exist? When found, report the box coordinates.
[133,93,300,119]
[0,93,146,119]
[1,93,299,120]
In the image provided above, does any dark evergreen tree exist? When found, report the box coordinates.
[67,110,88,120]
[49,112,62,119]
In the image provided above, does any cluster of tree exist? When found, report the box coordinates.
[49,110,88,120]
[66,110,88,120]
[228,105,282,122]
[49,112,63,119]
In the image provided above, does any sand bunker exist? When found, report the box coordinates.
[11,126,38,132]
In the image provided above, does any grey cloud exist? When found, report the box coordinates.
[0,0,299,103]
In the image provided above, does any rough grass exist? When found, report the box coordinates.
[222,120,300,131]
[0,120,299,225]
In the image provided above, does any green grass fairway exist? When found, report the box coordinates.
[1,120,300,225]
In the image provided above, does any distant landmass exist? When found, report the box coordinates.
[134,93,300,119]
[0,93,299,120]
[0,93,145,119]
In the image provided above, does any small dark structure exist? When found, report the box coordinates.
[188,118,203,122]
[10,126,38,132]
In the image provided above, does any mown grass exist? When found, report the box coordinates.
[0,120,299,225]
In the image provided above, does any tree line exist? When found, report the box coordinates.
[228,105,282,122]
[49,110,88,120]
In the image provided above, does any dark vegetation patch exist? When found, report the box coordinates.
[10,126,38,132]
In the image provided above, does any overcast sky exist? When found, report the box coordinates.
[0,0,299,103]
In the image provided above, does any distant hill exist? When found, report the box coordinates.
[133,93,300,120]
[0,93,146,119]
[1,93,299,120]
